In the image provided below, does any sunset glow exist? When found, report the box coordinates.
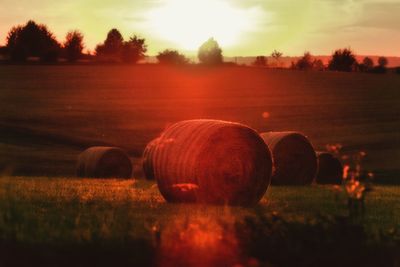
[0,0,399,56]
[145,0,263,50]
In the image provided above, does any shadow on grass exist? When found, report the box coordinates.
[0,240,155,267]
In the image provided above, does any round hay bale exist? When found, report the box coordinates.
[316,152,343,184]
[149,119,272,206]
[260,132,317,185]
[76,147,132,178]
[142,138,160,180]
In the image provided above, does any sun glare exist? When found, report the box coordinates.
[145,0,261,50]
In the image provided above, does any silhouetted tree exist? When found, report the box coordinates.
[122,35,147,63]
[369,56,389,73]
[295,52,314,70]
[271,50,283,67]
[157,49,189,65]
[253,56,267,67]
[6,20,61,62]
[313,59,325,71]
[363,57,374,69]
[64,30,84,62]
[95,29,124,60]
[378,57,388,68]
[6,26,21,59]
[292,53,325,71]
[328,48,357,72]
[359,57,374,72]
[198,38,223,65]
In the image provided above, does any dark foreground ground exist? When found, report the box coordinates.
[0,65,399,182]
[0,177,399,267]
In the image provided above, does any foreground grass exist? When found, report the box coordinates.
[1,177,399,266]
[1,176,399,243]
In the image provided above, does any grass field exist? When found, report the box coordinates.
[0,177,399,266]
[0,65,399,182]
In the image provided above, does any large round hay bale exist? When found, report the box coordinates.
[76,147,132,178]
[148,119,272,206]
[142,138,160,180]
[260,132,317,185]
[316,152,343,184]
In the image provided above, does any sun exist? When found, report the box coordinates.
[145,0,259,51]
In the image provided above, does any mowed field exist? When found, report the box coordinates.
[0,65,399,182]
[1,65,400,266]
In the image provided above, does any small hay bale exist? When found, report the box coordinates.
[316,152,343,184]
[76,147,132,178]
[142,138,160,180]
[147,119,273,206]
[260,132,317,185]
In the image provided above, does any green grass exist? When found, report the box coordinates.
[1,177,399,266]
[1,176,398,244]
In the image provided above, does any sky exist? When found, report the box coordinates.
[0,0,399,56]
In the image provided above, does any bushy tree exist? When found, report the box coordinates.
[6,20,61,62]
[368,56,389,74]
[96,30,146,63]
[198,38,223,65]
[292,52,325,71]
[122,35,147,63]
[378,57,388,68]
[363,57,374,69]
[252,56,267,67]
[359,57,374,72]
[157,49,189,65]
[64,30,84,62]
[95,28,124,59]
[328,48,357,72]
[313,59,325,71]
[294,52,314,70]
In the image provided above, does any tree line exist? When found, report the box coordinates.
[0,20,222,65]
[0,20,398,74]
[253,49,393,73]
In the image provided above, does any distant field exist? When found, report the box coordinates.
[0,65,399,182]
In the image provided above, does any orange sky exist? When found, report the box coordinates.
[1,0,399,56]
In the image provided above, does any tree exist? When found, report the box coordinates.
[6,20,61,62]
[157,49,189,65]
[252,56,267,67]
[95,28,124,59]
[294,52,314,70]
[271,50,283,67]
[378,57,388,68]
[328,48,357,72]
[359,57,374,72]
[313,59,325,71]
[198,38,223,65]
[64,30,84,62]
[369,56,389,74]
[363,57,374,69]
[122,35,147,63]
